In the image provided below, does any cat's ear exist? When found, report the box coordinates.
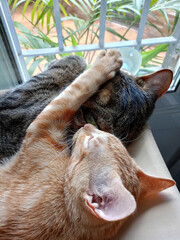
[140,69,173,98]
[84,177,136,222]
[137,168,175,198]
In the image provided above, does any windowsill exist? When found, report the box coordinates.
[112,126,180,240]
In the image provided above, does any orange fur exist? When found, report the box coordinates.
[0,50,174,240]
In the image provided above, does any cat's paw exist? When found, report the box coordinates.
[92,49,123,81]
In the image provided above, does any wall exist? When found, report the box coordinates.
[149,84,180,189]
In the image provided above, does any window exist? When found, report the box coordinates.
[0,0,180,91]
[0,17,22,89]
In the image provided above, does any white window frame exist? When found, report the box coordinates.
[0,0,180,90]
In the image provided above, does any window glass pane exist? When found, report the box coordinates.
[25,50,102,77]
[143,8,178,39]
[61,1,99,47]
[11,1,59,50]
[0,34,18,89]
[104,1,139,43]
[138,44,169,76]
[0,18,21,90]
[25,55,58,77]
[5,1,179,90]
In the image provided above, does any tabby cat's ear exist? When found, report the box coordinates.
[140,69,173,98]
[84,177,136,222]
[137,169,175,198]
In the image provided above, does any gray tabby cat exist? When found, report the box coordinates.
[0,53,172,162]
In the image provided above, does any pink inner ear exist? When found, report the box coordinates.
[84,178,136,222]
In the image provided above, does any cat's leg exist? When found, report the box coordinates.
[6,49,121,176]
[26,49,122,138]
[0,56,86,105]
[14,49,122,171]
[0,55,87,161]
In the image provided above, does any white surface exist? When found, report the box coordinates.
[112,127,180,240]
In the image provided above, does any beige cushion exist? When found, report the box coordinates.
[113,126,180,240]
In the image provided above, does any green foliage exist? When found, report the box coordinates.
[9,0,180,76]
[141,44,168,67]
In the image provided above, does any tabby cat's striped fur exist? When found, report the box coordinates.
[0,50,172,162]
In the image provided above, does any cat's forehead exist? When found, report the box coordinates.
[94,71,141,102]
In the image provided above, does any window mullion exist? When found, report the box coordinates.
[163,17,180,69]
[52,0,64,51]
[135,0,151,50]
[99,0,107,48]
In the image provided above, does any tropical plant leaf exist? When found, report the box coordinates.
[117,5,141,16]
[60,53,72,57]
[146,22,165,36]
[83,0,92,8]
[150,0,159,8]
[8,0,14,6]
[17,34,32,48]
[31,0,42,23]
[11,0,180,72]
[133,0,144,12]
[59,3,68,17]
[150,0,180,12]
[46,8,52,33]
[22,0,32,17]
[70,35,78,46]
[28,58,44,76]
[75,52,84,57]
[105,26,128,41]
[35,0,53,27]
[11,0,26,14]
[14,21,58,49]
[37,2,45,24]
[159,9,171,33]
[61,16,85,22]
[69,0,89,15]
[172,11,179,33]
[25,57,35,66]
[141,44,168,66]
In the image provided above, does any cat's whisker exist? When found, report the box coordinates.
[119,130,130,142]
[67,129,76,135]
[122,128,149,144]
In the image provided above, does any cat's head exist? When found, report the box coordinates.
[67,123,175,224]
[73,69,173,143]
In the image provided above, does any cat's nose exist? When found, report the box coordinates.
[83,124,96,131]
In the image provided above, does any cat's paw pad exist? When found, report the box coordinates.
[92,49,123,81]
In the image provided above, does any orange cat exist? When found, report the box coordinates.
[0,49,175,240]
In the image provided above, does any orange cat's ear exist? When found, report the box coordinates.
[137,169,175,198]
[140,69,173,98]
[84,177,136,222]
